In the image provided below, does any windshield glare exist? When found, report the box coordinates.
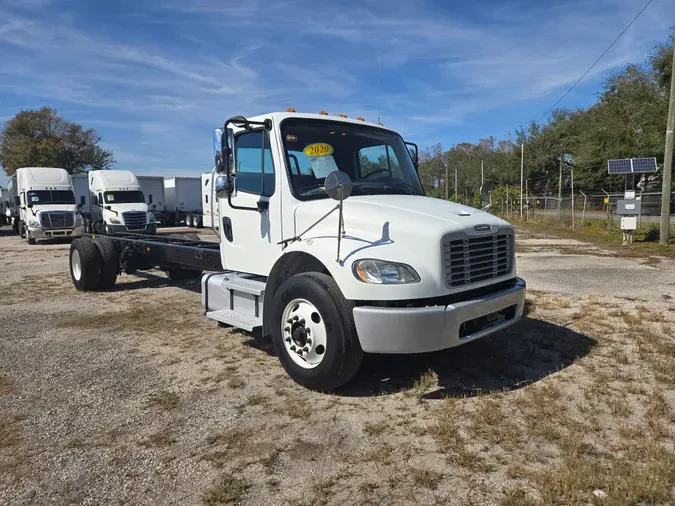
[281,119,423,199]
[27,190,75,205]
[104,191,145,204]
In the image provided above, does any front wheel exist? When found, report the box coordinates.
[270,272,363,391]
[27,236,36,245]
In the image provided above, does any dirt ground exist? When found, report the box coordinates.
[1,227,674,506]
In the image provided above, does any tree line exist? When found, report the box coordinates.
[418,35,673,202]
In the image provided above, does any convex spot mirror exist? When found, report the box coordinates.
[325,171,352,201]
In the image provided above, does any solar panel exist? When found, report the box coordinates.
[631,157,657,173]
[608,157,658,174]
[608,159,632,174]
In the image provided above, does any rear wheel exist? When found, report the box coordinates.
[271,272,363,391]
[70,238,100,291]
[94,236,118,289]
[195,215,203,229]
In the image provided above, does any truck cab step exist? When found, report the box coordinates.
[220,274,266,295]
[206,309,262,331]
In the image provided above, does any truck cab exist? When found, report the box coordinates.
[88,170,157,235]
[13,167,83,244]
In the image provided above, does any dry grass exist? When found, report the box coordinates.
[411,469,442,490]
[285,398,312,419]
[363,421,389,437]
[146,390,180,410]
[203,474,249,505]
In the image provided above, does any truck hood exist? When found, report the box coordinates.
[33,204,78,214]
[293,195,510,242]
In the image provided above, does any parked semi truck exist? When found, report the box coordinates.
[0,186,9,226]
[137,175,165,220]
[82,170,157,235]
[68,110,525,390]
[11,167,83,244]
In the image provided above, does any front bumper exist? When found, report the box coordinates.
[28,226,83,240]
[107,223,157,235]
[353,277,526,354]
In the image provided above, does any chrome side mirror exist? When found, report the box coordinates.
[215,175,233,194]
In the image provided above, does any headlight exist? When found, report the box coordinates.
[109,218,121,224]
[352,259,420,284]
[75,214,82,225]
[28,220,40,228]
[148,212,156,223]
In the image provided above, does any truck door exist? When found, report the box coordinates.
[220,129,281,275]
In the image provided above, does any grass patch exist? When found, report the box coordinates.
[245,393,268,406]
[363,421,388,437]
[140,429,177,447]
[501,484,536,506]
[286,398,312,419]
[411,469,442,490]
[203,474,248,505]
[147,390,180,410]
[0,374,15,396]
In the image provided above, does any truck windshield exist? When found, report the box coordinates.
[281,119,424,199]
[27,190,75,205]
[104,191,144,204]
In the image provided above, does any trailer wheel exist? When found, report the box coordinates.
[70,238,100,291]
[271,272,363,391]
[94,236,118,289]
[186,215,194,227]
[167,268,202,281]
[195,216,203,229]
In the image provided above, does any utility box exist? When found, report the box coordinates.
[616,199,641,215]
[621,216,637,231]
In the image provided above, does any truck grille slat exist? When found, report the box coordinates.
[40,211,74,229]
[443,232,514,287]
[122,211,147,230]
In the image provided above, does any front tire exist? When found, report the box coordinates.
[27,236,36,245]
[270,272,363,391]
[70,238,100,291]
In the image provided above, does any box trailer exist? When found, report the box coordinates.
[163,176,202,226]
[137,176,165,220]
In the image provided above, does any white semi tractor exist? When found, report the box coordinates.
[10,167,84,244]
[82,170,157,235]
[68,110,525,390]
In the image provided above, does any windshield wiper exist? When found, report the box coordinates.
[352,180,418,194]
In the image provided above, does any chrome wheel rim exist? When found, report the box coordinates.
[71,249,82,281]
[281,298,327,369]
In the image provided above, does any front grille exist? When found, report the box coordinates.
[39,211,74,229]
[122,211,147,230]
[443,232,514,287]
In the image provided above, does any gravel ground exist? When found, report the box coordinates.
[1,227,674,506]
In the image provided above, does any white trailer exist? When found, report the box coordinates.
[72,173,91,215]
[137,176,165,220]
[163,176,202,226]
[0,187,9,226]
[68,110,525,391]
[201,171,220,230]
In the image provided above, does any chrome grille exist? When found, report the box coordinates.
[122,211,147,230]
[443,232,514,287]
[39,211,74,229]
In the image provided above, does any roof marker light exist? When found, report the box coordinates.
[319,110,328,115]
[287,107,296,112]
[338,113,347,118]
[356,117,365,121]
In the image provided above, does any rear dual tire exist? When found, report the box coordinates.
[70,237,118,291]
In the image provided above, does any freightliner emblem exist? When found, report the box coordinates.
[474,224,491,232]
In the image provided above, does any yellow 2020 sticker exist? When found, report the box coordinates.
[303,143,333,157]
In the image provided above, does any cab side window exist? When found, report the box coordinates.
[235,131,275,196]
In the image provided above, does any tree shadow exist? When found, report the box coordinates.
[338,317,597,398]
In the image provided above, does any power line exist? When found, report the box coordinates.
[535,0,655,124]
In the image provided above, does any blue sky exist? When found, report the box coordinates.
[0,0,673,184]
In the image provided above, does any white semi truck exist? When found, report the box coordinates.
[11,167,84,244]
[84,170,157,235]
[0,186,9,226]
[68,111,525,390]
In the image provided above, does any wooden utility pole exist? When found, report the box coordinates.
[444,159,449,200]
[454,168,458,202]
[520,143,524,218]
[481,159,484,185]
[660,35,675,244]
[559,149,563,208]
[571,168,575,230]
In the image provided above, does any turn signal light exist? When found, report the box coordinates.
[319,110,328,115]
[356,117,365,121]
[287,107,296,112]
[338,113,347,118]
